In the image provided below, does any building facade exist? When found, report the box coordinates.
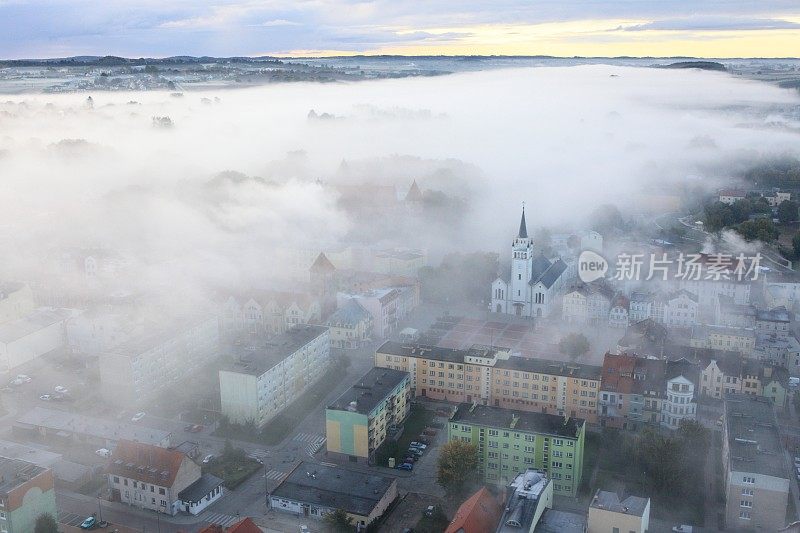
[219,325,331,427]
[448,403,585,496]
[375,341,602,423]
[0,457,57,533]
[324,298,373,350]
[325,368,411,464]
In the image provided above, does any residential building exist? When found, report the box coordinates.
[722,395,789,531]
[608,296,630,329]
[628,292,654,323]
[587,489,650,533]
[715,295,756,328]
[755,306,792,339]
[662,361,698,430]
[269,461,397,528]
[753,333,800,376]
[108,440,223,516]
[495,469,553,533]
[698,353,790,408]
[0,308,74,371]
[448,403,586,496]
[690,324,755,355]
[325,298,373,349]
[0,457,57,533]
[656,290,698,328]
[325,368,410,464]
[15,406,171,449]
[219,325,330,427]
[65,306,133,355]
[220,291,322,339]
[99,315,219,406]
[336,286,417,339]
[561,282,614,325]
[444,486,503,533]
[491,208,570,318]
[376,342,602,423]
[718,189,747,205]
[0,282,35,324]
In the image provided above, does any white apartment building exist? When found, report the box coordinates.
[661,375,696,430]
[219,325,331,427]
[99,315,220,406]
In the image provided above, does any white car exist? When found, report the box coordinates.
[299,526,310,533]
[202,454,215,464]
[131,412,146,422]
[16,375,31,383]
[54,385,69,394]
[39,394,52,401]
[95,448,112,458]
[672,526,693,533]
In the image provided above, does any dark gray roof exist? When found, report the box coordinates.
[451,403,585,439]
[529,255,553,284]
[533,259,568,289]
[271,462,395,516]
[495,357,602,381]
[518,208,528,239]
[756,306,793,323]
[590,490,649,517]
[178,473,223,503]
[222,324,328,376]
[326,299,371,327]
[724,394,786,479]
[376,341,509,365]
[328,368,409,415]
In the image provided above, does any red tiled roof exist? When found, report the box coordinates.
[108,440,187,488]
[444,486,502,533]
[197,518,261,533]
[601,353,637,394]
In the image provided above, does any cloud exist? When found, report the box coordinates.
[259,19,301,27]
[621,16,800,32]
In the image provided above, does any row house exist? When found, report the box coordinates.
[627,289,699,328]
[375,342,602,423]
[220,291,321,339]
[599,353,698,430]
[324,298,373,349]
[689,324,756,355]
[755,306,792,339]
[337,286,418,339]
[699,352,789,408]
[561,281,615,326]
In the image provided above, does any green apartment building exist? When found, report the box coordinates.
[326,368,411,464]
[448,403,586,496]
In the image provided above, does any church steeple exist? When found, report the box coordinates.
[518,205,528,239]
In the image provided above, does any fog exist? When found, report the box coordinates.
[1,65,799,301]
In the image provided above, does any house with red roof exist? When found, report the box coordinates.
[444,486,503,533]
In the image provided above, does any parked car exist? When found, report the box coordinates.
[408,449,423,458]
[16,374,31,383]
[95,448,112,458]
[409,442,427,450]
[672,526,693,533]
[299,527,310,533]
[54,385,69,394]
[202,454,215,464]
[403,456,416,464]
[184,424,203,433]
[396,462,413,471]
[80,516,97,529]
[131,412,146,422]
[425,505,436,517]
[39,394,52,401]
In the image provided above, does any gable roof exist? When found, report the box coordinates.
[535,259,568,289]
[445,486,502,533]
[197,517,262,533]
[518,207,528,239]
[310,252,336,273]
[108,440,188,488]
[405,180,423,202]
[326,298,371,326]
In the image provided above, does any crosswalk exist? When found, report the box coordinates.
[247,449,269,461]
[294,433,326,457]
[264,469,287,481]
[200,511,240,527]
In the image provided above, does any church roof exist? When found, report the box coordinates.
[405,180,423,202]
[310,252,336,273]
[518,207,528,238]
[531,258,567,289]
[529,254,553,283]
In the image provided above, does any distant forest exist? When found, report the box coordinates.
[743,156,800,189]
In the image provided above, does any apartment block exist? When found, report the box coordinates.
[326,368,410,464]
[447,403,585,496]
[99,315,219,406]
[722,394,789,531]
[376,341,602,423]
[219,325,330,427]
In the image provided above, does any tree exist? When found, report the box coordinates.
[736,218,779,243]
[436,440,479,495]
[323,509,353,532]
[559,333,590,359]
[793,232,800,258]
[779,200,800,224]
[34,514,58,533]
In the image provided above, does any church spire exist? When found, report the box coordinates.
[518,204,528,239]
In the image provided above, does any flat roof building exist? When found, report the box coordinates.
[587,489,650,533]
[722,394,789,531]
[219,324,331,427]
[269,461,397,528]
[0,456,57,533]
[326,368,411,464]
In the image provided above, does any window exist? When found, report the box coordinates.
[742,476,755,484]
[739,511,751,520]
[159,487,166,495]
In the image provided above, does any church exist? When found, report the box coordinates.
[490,207,570,318]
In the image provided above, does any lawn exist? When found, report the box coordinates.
[374,404,435,467]
[205,455,262,489]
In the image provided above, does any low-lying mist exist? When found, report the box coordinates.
[1,65,799,304]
